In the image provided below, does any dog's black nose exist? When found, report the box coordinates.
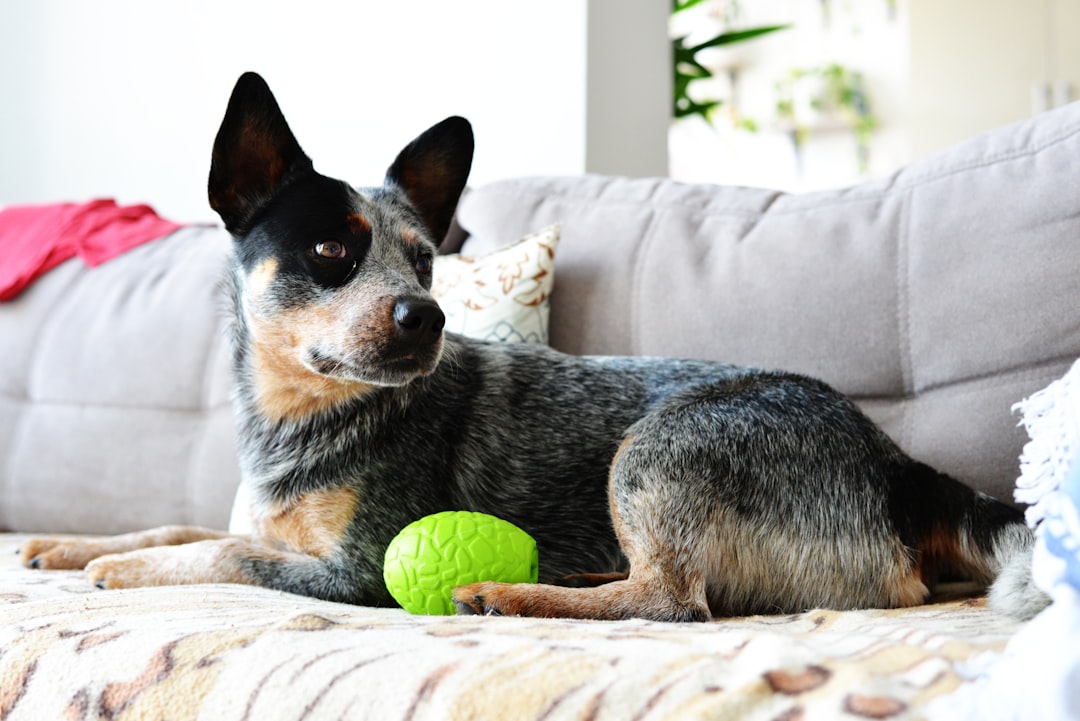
[393,299,445,339]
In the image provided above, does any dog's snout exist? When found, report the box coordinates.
[393,299,445,338]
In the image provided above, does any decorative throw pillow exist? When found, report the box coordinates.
[432,225,559,344]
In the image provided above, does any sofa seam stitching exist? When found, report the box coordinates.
[907,355,1079,400]
[5,263,87,531]
[629,209,663,355]
[896,190,915,450]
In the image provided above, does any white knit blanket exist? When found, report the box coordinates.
[931,358,1080,721]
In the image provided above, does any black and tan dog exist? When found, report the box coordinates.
[20,72,1047,622]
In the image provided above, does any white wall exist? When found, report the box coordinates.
[586,0,671,178]
[909,0,1079,159]
[668,0,910,193]
[668,0,1080,193]
[1,1,621,224]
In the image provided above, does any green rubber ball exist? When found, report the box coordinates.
[383,511,539,615]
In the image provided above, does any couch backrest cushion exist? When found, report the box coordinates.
[0,227,239,533]
[455,103,1080,503]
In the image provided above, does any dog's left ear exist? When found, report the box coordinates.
[385,117,474,243]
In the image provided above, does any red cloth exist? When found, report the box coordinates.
[0,199,183,301]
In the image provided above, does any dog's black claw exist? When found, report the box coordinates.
[14,547,20,555]
[28,558,40,569]
[454,599,480,616]
[95,581,107,590]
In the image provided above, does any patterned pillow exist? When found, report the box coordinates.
[432,225,559,344]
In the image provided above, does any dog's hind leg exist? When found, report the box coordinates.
[453,531,711,621]
[454,436,716,622]
[454,572,710,621]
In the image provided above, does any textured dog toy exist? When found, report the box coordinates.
[383,511,539,615]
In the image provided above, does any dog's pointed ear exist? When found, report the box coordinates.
[208,72,313,234]
[385,117,474,243]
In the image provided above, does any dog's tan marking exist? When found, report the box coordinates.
[258,486,358,558]
[346,213,371,235]
[903,522,993,600]
[607,435,639,561]
[246,306,376,423]
[246,257,279,300]
[401,227,419,246]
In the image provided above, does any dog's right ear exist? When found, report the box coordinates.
[208,72,313,234]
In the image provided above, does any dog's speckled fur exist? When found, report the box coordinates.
[19,73,1048,621]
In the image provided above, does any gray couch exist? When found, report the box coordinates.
[4,102,1077,534]
[0,102,1077,720]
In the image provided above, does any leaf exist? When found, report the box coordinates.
[672,0,710,14]
[671,21,791,126]
[688,24,791,54]
[675,98,721,121]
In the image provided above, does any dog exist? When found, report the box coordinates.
[19,72,1048,622]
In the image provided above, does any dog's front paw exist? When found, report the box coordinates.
[18,537,102,570]
[452,582,516,616]
[85,551,159,590]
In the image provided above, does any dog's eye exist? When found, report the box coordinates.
[315,241,348,259]
[415,254,433,275]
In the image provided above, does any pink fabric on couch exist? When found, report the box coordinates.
[0,199,182,301]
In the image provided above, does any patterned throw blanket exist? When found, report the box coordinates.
[0,536,1021,721]
[930,359,1080,721]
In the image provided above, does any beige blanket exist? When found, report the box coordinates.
[0,535,1020,720]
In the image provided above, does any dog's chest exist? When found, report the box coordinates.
[253,486,360,557]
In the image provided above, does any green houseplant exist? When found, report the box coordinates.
[672,0,788,123]
[774,63,878,172]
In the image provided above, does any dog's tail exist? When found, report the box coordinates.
[905,464,1049,619]
[986,541,1050,619]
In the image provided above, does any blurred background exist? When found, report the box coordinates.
[1,0,1076,224]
